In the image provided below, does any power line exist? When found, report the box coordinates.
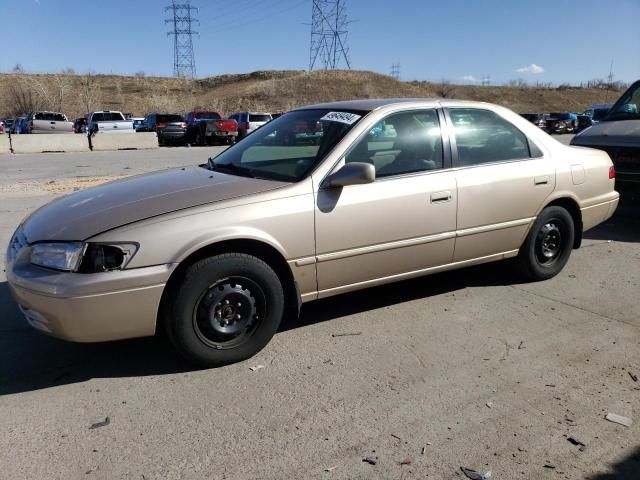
[309,0,352,71]
[165,1,198,79]
[390,63,400,80]
[203,0,307,35]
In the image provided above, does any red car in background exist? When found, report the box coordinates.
[185,110,238,146]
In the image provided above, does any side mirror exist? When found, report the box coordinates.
[322,162,375,188]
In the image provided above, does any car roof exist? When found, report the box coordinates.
[294,98,494,112]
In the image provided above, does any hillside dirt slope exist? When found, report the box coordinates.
[0,69,623,119]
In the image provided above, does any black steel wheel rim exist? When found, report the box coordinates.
[534,219,563,266]
[192,276,266,350]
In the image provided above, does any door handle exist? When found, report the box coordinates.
[534,175,549,186]
[430,191,452,203]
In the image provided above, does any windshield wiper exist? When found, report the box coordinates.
[207,159,255,178]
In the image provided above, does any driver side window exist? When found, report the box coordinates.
[345,109,444,177]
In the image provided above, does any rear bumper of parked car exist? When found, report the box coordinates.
[6,260,174,342]
[158,129,187,141]
[581,193,619,232]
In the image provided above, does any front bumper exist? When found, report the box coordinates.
[6,259,175,342]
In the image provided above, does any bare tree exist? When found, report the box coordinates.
[12,63,24,73]
[78,72,102,114]
[435,79,456,98]
[5,75,43,116]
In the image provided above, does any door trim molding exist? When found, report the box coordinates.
[456,217,534,237]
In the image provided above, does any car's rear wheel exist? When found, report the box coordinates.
[166,253,284,367]
[517,206,575,281]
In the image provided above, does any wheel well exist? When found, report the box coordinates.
[158,239,300,333]
[544,197,583,249]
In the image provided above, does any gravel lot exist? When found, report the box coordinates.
[1,136,639,479]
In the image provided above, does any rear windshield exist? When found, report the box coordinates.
[91,112,126,122]
[34,112,67,121]
[194,112,221,120]
[249,114,272,123]
[157,114,184,123]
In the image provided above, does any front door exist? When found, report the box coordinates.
[314,108,458,296]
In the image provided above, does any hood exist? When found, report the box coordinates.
[22,166,287,242]
[572,120,640,148]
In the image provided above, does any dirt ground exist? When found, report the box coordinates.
[0,143,638,479]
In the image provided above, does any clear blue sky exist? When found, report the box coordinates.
[1,0,638,84]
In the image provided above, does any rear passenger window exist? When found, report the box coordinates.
[345,109,444,177]
[449,109,533,166]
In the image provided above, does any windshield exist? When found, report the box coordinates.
[194,112,221,120]
[207,109,365,182]
[249,114,271,123]
[607,82,640,120]
[157,114,183,123]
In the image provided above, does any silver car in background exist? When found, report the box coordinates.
[25,111,74,134]
[229,111,272,139]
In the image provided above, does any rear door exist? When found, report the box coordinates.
[445,107,555,262]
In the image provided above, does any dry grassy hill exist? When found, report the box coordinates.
[0,69,622,120]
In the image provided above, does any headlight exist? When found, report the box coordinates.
[29,242,138,273]
[30,242,85,271]
[77,243,139,273]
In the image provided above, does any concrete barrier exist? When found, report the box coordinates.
[90,132,158,151]
[0,135,10,154]
[10,134,90,154]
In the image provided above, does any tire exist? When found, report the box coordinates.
[195,130,205,146]
[516,206,575,281]
[166,253,284,367]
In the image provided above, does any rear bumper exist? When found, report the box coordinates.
[6,262,174,342]
[581,193,620,232]
[158,130,186,140]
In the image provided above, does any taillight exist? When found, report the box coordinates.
[157,122,167,128]
[28,121,33,132]
[244,122,250,130]
[180,122,187,128]
[609,166,615,179]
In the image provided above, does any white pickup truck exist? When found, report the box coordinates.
[87,111,134,134]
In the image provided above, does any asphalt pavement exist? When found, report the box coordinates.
[1,136,639,479]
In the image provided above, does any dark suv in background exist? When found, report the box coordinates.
[139,113,186,145]
[520,113,546,129]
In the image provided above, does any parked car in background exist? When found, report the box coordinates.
[185,110,238,145]
[520,113,546,129]
[140,113,187,145]
[584,104,612,125]
[3,118,14,133]
[24,111,74,134]
[572,80,640,185]
[73,118,88,134]
[0,122,4,134]
[228,112,272,139]
[576,114,593,133]
[6,98,619,367]
[270,112,284,120]
[87,111,134,134]
[11,117,28,134]
[131,117,145,131]
[546,112,575,134]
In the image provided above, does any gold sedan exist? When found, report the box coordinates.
[6,99,619,366]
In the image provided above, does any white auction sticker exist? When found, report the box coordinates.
[320,111,362,125]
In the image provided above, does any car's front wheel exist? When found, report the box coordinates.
[166,253,284,367]
[517,206,575,281]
